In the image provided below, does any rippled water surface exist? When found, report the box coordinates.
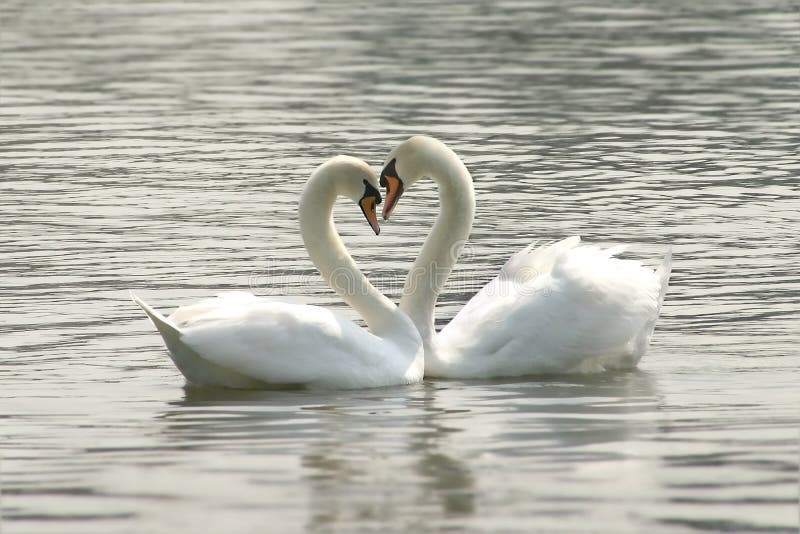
[2,1,799,532]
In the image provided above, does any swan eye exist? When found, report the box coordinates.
[379,159,397,188]
[362,179,382,204]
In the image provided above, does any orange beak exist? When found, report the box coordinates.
[381,174,404,221]
[359,195,381,235]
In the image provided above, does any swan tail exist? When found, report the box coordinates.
[131,292,269,389]
[590,245,672,372]
[622,246,672,367]
[655,246,673,312]
[131,292,184,353]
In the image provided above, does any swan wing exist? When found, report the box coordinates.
[437,240,668,377]
[450,236,582,328]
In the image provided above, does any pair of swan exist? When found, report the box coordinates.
[134,136,671,389]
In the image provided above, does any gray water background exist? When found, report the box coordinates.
[1,1,799,532]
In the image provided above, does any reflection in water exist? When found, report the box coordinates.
[410,384,476,518]
[166,384,479,530]
[151,373,662,530]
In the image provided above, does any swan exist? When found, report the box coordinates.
[378,135,671,378]
[132,156,423,389]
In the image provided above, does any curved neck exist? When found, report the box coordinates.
[299,176,399,336]
[398,142,475,341]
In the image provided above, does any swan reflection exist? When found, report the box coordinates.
[152,371,657,530]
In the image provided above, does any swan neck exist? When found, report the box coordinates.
[399,142,475,341]
[299,176,399,337]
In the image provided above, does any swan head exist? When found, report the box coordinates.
[379,135,439,220]
[318,155,383,235]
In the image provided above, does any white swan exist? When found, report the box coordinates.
[379,135,671,378]
[133,156,423,389]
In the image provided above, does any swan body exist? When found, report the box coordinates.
[379,136,671,378]
[134,156,423,389]
[434,237,671,377]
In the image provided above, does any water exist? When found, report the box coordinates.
[2,0,799,532]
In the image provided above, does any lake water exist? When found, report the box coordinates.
[2,1,798,532]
